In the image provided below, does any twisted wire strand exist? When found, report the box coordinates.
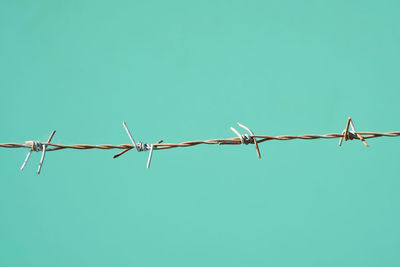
[1,131,399,152]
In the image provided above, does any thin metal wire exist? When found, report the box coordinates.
[20,149,33,170]
[2,131,400,151]
[37,130,56,174]
[237,122,261,158]
[1,117,399,173]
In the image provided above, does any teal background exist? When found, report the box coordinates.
[1,1,400,266]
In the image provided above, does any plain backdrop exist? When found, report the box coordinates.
[1,1,400,266]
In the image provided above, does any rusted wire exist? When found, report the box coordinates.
[1,131,399,151]
[0,117,399,173]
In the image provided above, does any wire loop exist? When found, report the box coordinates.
[339,117,369,147]
[20,131,56,174]
[136,142,152,152]
[231,123,262,158]
[345,130,358,140]
[241,134,255,145]
[25,141,43,152]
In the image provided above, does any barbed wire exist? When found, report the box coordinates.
[1,117,399,173]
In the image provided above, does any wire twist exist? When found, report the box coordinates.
[0,117,399,173]
[25,141,43,152]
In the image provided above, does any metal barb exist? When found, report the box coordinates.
[230,123,261,158]
[339,117,369,147]
[37,130,56,174]
[21,141,42,170]
[147,140,163,169]
[21,130,56,174]
[117,121,160,168]
[230,127,244,144]
[114,121,139,158]
[237,122,261,159]
[349,118,369,147]
[147,145,154,169]
[20,150,33,171]
[123,121,138,151]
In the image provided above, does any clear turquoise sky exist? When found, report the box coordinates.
[1,1,400,266]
